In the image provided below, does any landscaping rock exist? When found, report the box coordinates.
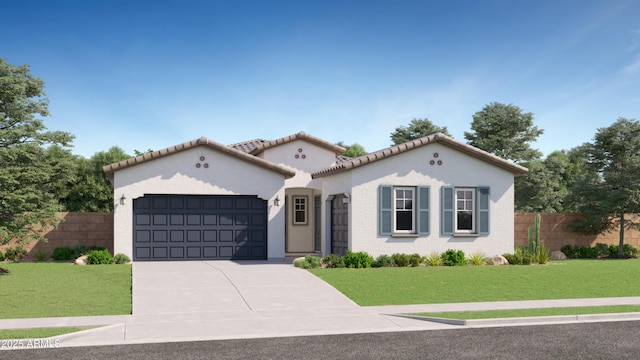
[551,251,567,260]
[74,255,88,265]
[489,255,509,265]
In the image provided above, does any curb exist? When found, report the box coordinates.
[385,312,640,327]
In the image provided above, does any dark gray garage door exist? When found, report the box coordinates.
[133,194,267,261]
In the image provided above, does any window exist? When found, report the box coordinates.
[293,196,307,225]
[455,188,475,232]
[441,186,490,235]
[395,187,415,232]
[379,185,429,236]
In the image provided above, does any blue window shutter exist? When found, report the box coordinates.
[441,186,454,235]
[478,186,490,235]
[379,185,393,236]
[417,186,430,235]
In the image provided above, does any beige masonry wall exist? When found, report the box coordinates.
[0,212,114,261]
[514,213,640,251]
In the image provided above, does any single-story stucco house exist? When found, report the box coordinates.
[103,132,527,261]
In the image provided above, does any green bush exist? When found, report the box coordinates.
[4,246,27,262]
[608,244,639,258]
[504,247,534,265]
[343,251,373,269]
[502,253,517,265]
[468,252,488,266]
[87,249,114,265]
[391,253,410,267]
[532,242,551,264]
[372,254,393,268]
[52,246,74,261]
[594,243,610,257]
[72,244,88,258]
[322,254,345,268]
[424,251,443,266]
[114,253,131,264]
[441,249,467,266]
[0,249,3,260]
[34,244,49,262]
[560,245,579,259]
[578,246,598,259]
[408,253,423,267]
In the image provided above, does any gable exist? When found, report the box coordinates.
[312,133,528,179]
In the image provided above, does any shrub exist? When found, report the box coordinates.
[468,252,488,266]
[578,246,598,259]
[0,249,3,261]
[52,246,74,261]
[408,253,423,267]
[372,254,393,268]
[343,251,373,269]
[502,253,517,265]
[608,244,639,258]
[594,243,610,257]
[391,253,410,267]
[87,249,114,265]
[114,253,131,264]
[504,247,533,265]
[424,251,443,266]
[441,249,467,266]
[72,244,89,258]
[532,242,551,264]
[322,254,345,268]
[4,246,27,262]
[34,244,49,262]
[560,245,579,259]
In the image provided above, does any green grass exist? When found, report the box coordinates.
[0,327,87,339]
[413,305,640,320]
[308,260,640,306]
[0,263,131,319]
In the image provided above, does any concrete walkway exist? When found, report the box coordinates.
[2,261,640,348]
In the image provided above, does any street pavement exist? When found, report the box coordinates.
[1,260,640,349]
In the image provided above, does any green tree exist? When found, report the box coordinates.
[464,102,543,163]
[0,58,74,245]
[566,118,640,256]
[336,141,367,158]
[61,146,130,212]
[390,118,450,145]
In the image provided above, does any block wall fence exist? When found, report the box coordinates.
[1,212,639,260]
[515,213,640,251]
[0,212,113,261]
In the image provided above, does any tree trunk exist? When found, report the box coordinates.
[619,213,625,257]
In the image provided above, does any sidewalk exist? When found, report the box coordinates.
[2,297,640,348]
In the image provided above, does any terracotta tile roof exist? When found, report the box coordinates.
[249,131,345,156]
[228,138,268,153]
[311,133,529,178]
[103,136,296,178]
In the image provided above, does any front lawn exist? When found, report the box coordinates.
[308,260,640,306]
[0,327,86,339]
[0,263,131,319]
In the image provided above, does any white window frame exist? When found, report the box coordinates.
[393,187,415,233]
[455,187,475,233]
[292,196,308,225]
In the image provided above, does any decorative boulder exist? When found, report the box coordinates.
[551,251,567,260]
[489,255,509,265]
[74,255,88,265]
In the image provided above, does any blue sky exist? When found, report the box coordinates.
[2,0,639,158]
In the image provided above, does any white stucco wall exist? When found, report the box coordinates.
[260,140,337,190]
[322,143,516,258]
[112,146,286,260]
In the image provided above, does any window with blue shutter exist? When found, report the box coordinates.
[379,185,392,235]
[478,186,490,234]
[441,186,454,235]
[417,186,430,235]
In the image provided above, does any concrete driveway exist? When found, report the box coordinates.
[132,260,358,316]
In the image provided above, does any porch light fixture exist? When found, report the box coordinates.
[342,192,350,204]
[119,194,126,206]
[274,195,280,207]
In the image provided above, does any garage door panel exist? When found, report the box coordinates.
[153,230,167,242]
[133,195,267,261]
[170,247,184,258]
[203,230,217,242]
